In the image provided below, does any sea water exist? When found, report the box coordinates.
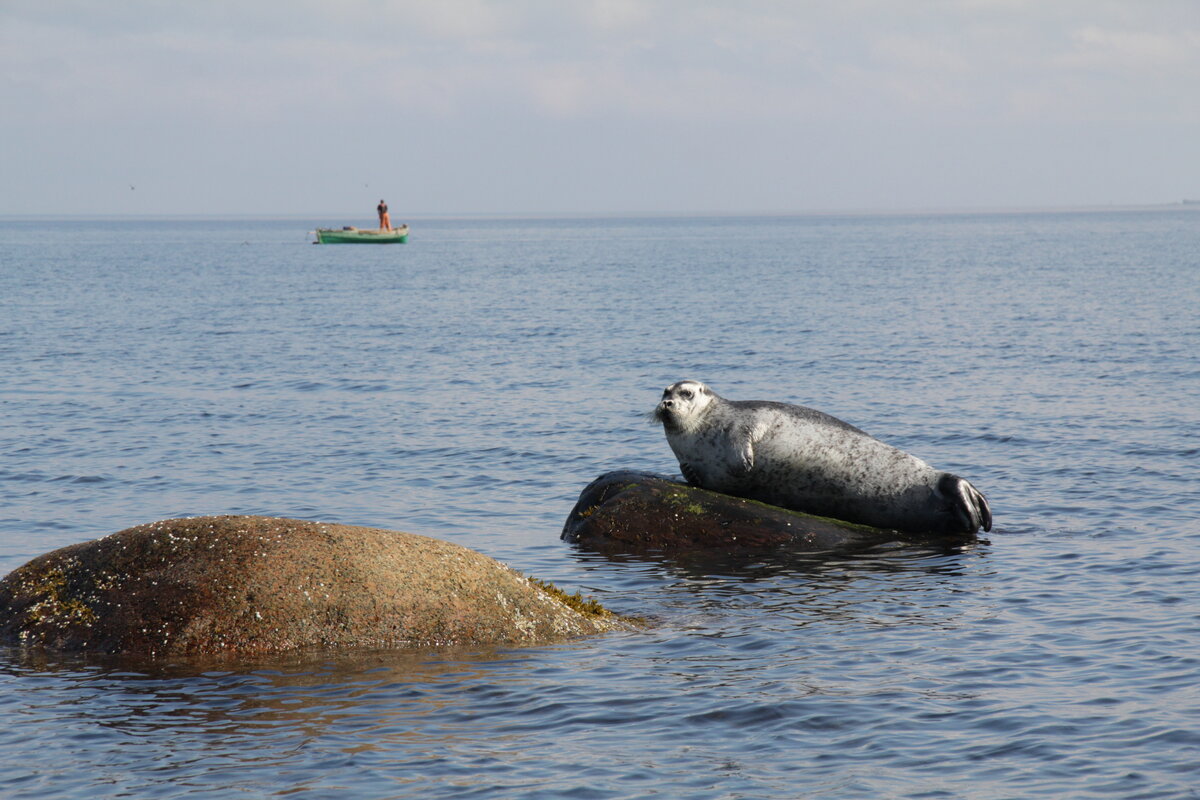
[1,210,1198,798]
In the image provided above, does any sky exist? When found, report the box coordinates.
[2,0,1199,216]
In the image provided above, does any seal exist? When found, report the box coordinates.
[652,380,991,535]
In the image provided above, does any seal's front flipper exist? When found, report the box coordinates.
[736,437,755,474]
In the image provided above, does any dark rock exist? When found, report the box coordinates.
[0,515,630,657]
[562,471,976,554]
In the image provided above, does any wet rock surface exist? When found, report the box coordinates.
[0,515,628,657]
[562,471,977,554]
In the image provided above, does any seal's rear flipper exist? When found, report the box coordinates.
[939,473,992,533]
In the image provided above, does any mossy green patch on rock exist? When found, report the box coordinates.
[660,489,707,516]
[11,564,99,635]
[526,577,613,619]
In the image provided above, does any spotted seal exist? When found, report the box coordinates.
[652,380,991,535]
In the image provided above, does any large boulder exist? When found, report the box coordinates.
[0,515,627,657]
[562,471,977,553]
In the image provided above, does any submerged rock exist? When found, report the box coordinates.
[562,471,977,554]
[0,515,628,657]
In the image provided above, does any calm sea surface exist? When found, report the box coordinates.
[1,210,1198,799]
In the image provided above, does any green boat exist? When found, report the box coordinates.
[314,224,409,244]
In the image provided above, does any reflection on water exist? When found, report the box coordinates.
[2,642,537,735]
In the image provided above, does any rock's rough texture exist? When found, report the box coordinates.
[563,471,977,553]
[0,515,626,656]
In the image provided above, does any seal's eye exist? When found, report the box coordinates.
[680,390,693,399]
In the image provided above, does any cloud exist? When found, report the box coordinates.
[1063,26,1200,72]
[583,0,652,31]
[872,34,971,75]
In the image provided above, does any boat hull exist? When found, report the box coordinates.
[315,225,408,244]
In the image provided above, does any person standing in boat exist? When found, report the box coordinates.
[377,199,391,231]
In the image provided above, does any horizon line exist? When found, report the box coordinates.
[2,201,1197,222]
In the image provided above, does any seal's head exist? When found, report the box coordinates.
[652,380,715,433]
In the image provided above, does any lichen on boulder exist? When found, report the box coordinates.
[0,515,629,657]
